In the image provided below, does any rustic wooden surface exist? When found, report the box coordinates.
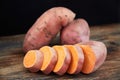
[0,24,120,80]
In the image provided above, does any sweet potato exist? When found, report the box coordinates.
[80,41,107,72]
[78,40,107,74]
[23,50,44,72]
[53,46,71,75]
[79,45,96,74]
[39,46,57,74]
[23,7,76,52]
[23,41,107,75]
[61,18,90,45]
[65,45,84,74]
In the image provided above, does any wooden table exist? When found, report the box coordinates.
[0,24,120,80]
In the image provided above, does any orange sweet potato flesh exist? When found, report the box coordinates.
[65,45,84,74]
[40,46,57,74]
[53,46,71,75]
[23,50,44,72]
[79,45,96,74]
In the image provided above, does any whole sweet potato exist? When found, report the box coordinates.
[61,18,90,45]
[23,7,76,52]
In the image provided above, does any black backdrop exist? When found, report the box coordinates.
[1,0,120,36]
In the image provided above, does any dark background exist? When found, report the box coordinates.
[1,0,120,36]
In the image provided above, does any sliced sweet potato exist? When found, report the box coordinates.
[80,41,107,72]
[40,46,57,74]
[53,46,71,75]
[64,45,84,74]
[79,45,96,74]
[23,50,44,72]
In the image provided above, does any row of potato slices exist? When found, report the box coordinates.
[23,41,107,75]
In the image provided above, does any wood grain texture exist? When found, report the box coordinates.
[0,24,120,80]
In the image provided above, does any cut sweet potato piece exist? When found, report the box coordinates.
[23,50,44,72]
[40,46,57,74]
[53,46,71,75]
[80,41,107,72]
[64,45,84,74]
[79,45,96,74]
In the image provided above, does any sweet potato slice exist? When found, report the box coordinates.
[23,50,44,72]
[81,41,107,72]
[65,45,84,74]
[40,46,57,74]
[79,45,96,74]
[53,46,71,75]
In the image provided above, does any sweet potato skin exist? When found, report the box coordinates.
[61,18,90,45]
[23,7,76,52]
